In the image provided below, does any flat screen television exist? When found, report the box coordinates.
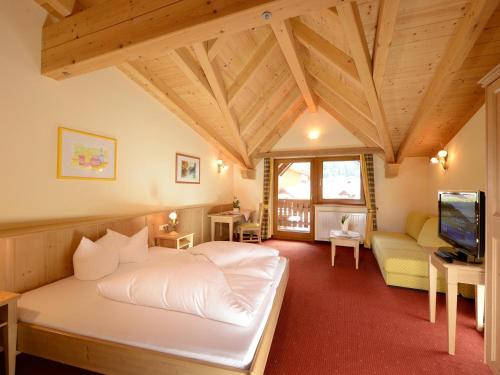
[438,191,485,262]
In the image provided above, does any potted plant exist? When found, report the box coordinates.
[232,196,240,213]
[340,214,350,233]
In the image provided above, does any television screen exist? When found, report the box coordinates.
[438,191,485,259]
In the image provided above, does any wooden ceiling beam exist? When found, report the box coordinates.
[336,3,395,163]
[307,62,372,122]
[252,102,307,156]
[228,33,278,107]
[254,146,383,159]
[193,42,252,169]
[271,20,317,112]
[248,87,303,155]
[372,0,400,95]
[313,79,382,148]
[41,0,341,80]
[292,20,361,87]
[207,36,231,61]
[240,68,291,135]
[396,0,499,162]
[167,47,217,106]
[35,0,75,19]
[118,61,245,168]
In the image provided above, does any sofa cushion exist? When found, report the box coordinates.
[417,217,450,248]
[371,231,421,252]
[405,212,430,240]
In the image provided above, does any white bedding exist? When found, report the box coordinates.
[97,251,273,326]
[18,247,287,369]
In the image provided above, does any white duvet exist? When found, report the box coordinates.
[98,242,280,327]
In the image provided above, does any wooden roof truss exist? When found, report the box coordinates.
[36,0,500,177]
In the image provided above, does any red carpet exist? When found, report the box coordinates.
[264,240,490,375]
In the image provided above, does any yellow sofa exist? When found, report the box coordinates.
[370,212,470,294]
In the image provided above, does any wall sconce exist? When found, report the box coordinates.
[308,129,320,140]
[430,149,448,171]
[217,159,228,173]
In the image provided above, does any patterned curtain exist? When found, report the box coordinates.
[261,158,272,239]
[361,154,377,247]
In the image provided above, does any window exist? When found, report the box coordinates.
[319,156,365,205]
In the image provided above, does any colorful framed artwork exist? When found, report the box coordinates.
[175,153,200,184]
[57,127,117,180]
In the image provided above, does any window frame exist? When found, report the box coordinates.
[317,156,366,206]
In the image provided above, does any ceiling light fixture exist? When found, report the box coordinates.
[261,11,273,21]
[308,129,320,140]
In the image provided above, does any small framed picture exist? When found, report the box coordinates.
[175,153,200,184]
[57,127,117,180]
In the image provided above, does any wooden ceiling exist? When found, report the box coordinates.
[36,0,500,176]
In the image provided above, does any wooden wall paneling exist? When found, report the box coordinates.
[272,20,317,112]
[177,207,203,245]
[372,0,400,95]
[41,0,342,80]
[0,239,14,292]
[396,0,499,162]
[337,2,395,163]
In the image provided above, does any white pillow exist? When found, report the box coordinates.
[107,227,149,263]
[73,237,119,280]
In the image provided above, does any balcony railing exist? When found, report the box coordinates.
[276,199,311,233]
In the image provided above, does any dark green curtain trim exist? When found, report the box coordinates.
[364,154,378,231]
[262,158,271,239]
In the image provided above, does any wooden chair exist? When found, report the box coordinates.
[239,203,264,243]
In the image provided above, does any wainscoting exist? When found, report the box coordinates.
[0,203,231,293]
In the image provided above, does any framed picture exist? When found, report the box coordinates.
[175,153,200,184]
[57,127,117,180]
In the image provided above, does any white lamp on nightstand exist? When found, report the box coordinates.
[168,211,178,234]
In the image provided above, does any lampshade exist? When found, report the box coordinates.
[169,211,177,221]
[430,157,439,164]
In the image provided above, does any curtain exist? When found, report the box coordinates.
[361,154,377,247]
[261,158,272,239]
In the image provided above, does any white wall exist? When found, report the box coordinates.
[0,0,233,225]
[272,107,364,150]
[426,106,486,215]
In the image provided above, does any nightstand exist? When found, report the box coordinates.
[155,232,194,250]
[1,291,20,375]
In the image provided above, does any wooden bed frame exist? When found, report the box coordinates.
[0,207,289,375]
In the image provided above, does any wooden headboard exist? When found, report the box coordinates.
[0,203,231,293]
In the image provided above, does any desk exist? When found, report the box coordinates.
[426,248,485,355]
[208,212,244,241]
[0,291,20,375]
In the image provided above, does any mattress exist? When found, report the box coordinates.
[18,247,288,369]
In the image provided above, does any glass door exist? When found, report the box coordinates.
[273,159,313,240]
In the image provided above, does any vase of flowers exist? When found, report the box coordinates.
[232,196,240,213]
[340,214,350,233]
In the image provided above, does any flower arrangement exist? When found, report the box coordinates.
[340,214,350,224]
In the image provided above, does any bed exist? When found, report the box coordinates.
[16,245,289,375]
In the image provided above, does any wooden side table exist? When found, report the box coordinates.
[425,247,485,355]
[330,230,361,270]
[0,291,20,375]
[155,232,194,249]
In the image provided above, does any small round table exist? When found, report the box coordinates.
[330,230,361,270]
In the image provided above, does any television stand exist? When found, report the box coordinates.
[425,247,485,355]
